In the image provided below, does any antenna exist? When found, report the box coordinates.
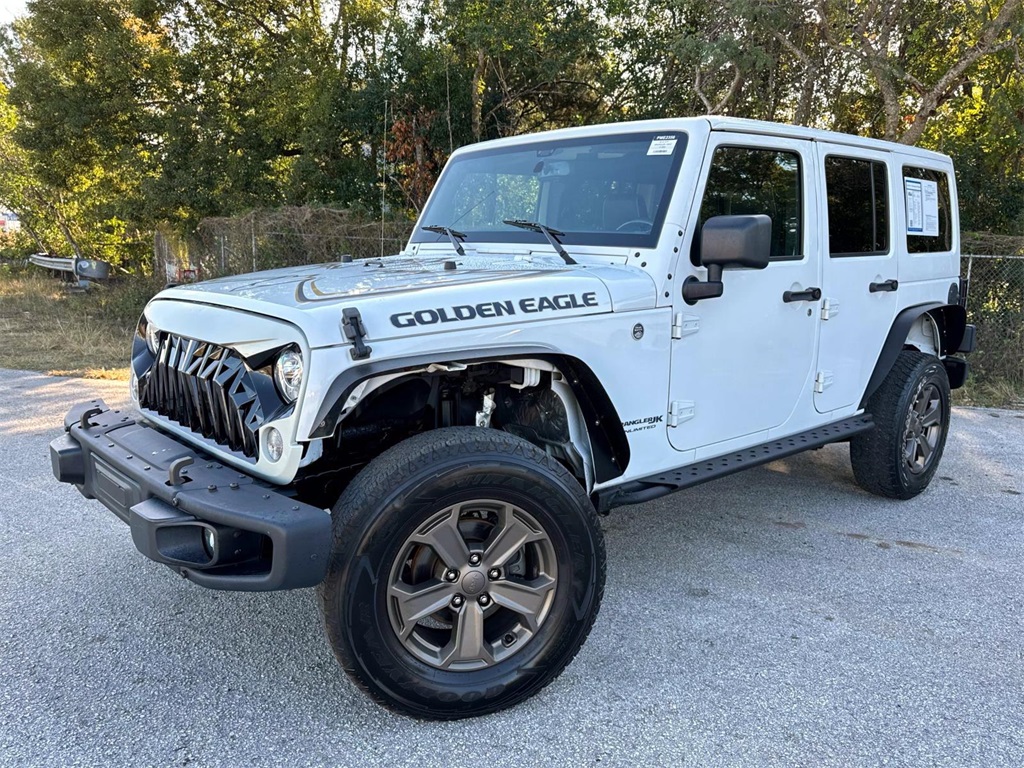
[381,97,387,259]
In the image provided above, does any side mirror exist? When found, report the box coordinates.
[683,214,772,304]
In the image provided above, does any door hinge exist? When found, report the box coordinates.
[814,370,834,393]
[821,298,840,321]
[668,400,695,427]
[671,313,700,339]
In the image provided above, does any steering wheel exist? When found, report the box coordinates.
[615,219,653,233]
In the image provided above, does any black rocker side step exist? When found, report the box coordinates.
[599,414,874,511]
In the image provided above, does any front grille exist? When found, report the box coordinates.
[139,334,264,457]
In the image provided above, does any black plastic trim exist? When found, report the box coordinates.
[943,357,970,390]
[50,400,331,591]
[860,302,968,408]
[958,324,976,354]
[597,414,874,512]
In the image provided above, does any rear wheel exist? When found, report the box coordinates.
[318,427,605,719]
[851,350,951,499]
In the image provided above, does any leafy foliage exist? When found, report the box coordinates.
[0,0,1022,270]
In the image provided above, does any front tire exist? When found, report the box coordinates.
[317,427,605,719]
[851,350,951,499]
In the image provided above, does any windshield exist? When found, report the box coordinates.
[412,131,687,250]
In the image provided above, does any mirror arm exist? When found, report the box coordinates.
[682,272,724,304]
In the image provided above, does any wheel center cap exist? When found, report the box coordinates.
[461,570,486,596]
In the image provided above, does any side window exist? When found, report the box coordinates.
[903,167,952,253]
[692,146,802,265]
[825,156,889,256]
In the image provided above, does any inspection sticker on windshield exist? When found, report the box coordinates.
[647,136,678,156]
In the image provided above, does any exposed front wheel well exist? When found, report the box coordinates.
[295,357,629,507]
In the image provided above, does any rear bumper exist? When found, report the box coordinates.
[50,400,330,591]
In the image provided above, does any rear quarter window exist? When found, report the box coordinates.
[902,166,953,253]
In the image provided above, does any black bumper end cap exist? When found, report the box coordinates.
[957,323,976,354]
[50,433,86,485]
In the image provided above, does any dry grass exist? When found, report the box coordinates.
[0,270,159,380]
[953,378,1024,410]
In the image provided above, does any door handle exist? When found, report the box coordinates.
[782,287,821,303]
[869,279,899,293]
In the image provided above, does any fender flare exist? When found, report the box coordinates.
[861,302,968,407]
[306,346,630,483]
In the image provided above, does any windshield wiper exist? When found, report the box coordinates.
[502,219,577,265]
[421,224,466,256]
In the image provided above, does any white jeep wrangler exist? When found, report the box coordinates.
[51,117,975,719]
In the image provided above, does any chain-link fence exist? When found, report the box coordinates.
[155,207,413,282]
[963,253,1024,406]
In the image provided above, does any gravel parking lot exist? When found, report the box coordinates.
[1,367,1022,767]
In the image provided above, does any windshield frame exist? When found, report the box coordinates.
[411,130,689,251]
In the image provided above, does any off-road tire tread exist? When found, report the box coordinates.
[850,350,950,499]
[317,427,605,720]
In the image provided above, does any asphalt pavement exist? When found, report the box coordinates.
[1,367,1021,767]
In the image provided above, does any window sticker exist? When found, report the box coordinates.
[647,136,678,156]
[905,178,939,237]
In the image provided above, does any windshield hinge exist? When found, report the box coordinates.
[668,400,695,427]
[341,307,372,361]
[671,313,700,339]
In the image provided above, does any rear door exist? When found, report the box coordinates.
[814,144,899,414]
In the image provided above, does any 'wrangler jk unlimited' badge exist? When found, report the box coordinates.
[390,292,600,328]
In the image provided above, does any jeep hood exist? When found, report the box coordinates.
[157,253,656,348]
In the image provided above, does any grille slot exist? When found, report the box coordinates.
[140,334,263,457]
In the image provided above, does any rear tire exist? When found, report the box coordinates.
[851,350,951,499]
[317,427,605,720]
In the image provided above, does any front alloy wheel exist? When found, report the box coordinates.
[318,428,605,720]
[387,500,558,670]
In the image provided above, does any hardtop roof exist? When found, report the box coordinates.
[452,116,951,166]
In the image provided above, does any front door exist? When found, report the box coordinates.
[668,133,821,454]
[813,143,899,414]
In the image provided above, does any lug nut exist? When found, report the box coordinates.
[478,594,491,607]
[445,569,459,582]
[468,553,482,566]
[488,568,500,580]
[451,595,464,608]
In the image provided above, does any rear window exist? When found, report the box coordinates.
[825,156,889,256]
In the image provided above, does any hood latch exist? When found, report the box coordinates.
[341,307,373,360]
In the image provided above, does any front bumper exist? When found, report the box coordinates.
[50,400,331,591]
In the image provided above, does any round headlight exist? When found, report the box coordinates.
[274,349,304,402]
[145,321,161,355]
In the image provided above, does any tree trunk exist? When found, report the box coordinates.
[471,49,486,142]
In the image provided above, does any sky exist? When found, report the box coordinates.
[0,0,27,25]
